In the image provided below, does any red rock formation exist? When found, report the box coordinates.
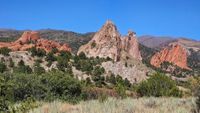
[16,31,40,44]
[78,20,142,61]
[121,31,142,60]
[78,20,121,61]
[150,44,190,70]
[0,31,71,52]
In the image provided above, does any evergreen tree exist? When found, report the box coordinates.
[0,62,6,73]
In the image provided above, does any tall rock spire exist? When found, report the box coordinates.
[121,30,142,60]
[78,20,142,61]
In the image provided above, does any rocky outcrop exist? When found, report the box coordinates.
[78,20,121,61]
[102,61,149,83]
[150,44,190,70]
[16,31,40,44]
[77,21,148,83]
[78,20,142,61]
[0,31,71,52]
[121,31,142,60]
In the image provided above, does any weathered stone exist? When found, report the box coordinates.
[78,20,142,61]
[121,31,142,60]
[150,44,190,70]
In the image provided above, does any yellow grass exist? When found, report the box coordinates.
[29,97,196,113]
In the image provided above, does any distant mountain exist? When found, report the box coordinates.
[138,35,175,49]
[138,35,200,51]
[0,29,23,42]
[170,38,200,51]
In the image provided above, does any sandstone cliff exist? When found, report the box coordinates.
[150,44,190,70]
[0,31,71,52]
[78,20,142,61]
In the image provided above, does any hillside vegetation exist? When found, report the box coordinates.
[1,48,193,113]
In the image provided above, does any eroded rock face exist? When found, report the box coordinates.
[150,44,190,70]
[16,31,40,44]
[78,20,121,61]
[78,20,142,61]
[102,61,148,83]
[121,31,142,60]
[77,21,147,83]
[0,31,71,52]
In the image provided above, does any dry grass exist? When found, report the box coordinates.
[29,97,196,113]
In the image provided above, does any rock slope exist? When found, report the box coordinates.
[102,61,148,83]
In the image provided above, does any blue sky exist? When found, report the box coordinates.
[0,0,200,40]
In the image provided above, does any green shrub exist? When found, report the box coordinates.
[1,57,5,63]
[98,92,108,103]
[85,77,92,86]
[28,47,37,56]
[91,66,106,87]
[92,66,105,76]
[91,41,96,48]
[137,72,182,97]
[0,75,14,112]
[47,60,52,67]
[8,58,14,68]
[12,73,47,101]
[14,60,32,74]
[124,78,131,88]
[78,52,87,59]
[28,47,46,57]
[56,56,68,72]
[43,72,82,103]
[106,73,116,85]
[0,47,11,56]
[0,62,7,73]
[115,83,126,99]
[56,51,72,72]
[45,52,56,62]
[59,51,72,60]
[116,75,123,84]
[34,65,45,75]
[36,48,46,57]
[106,74,132,89]
[51,48,58,54]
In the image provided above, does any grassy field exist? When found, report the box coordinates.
[29,97,196,113]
